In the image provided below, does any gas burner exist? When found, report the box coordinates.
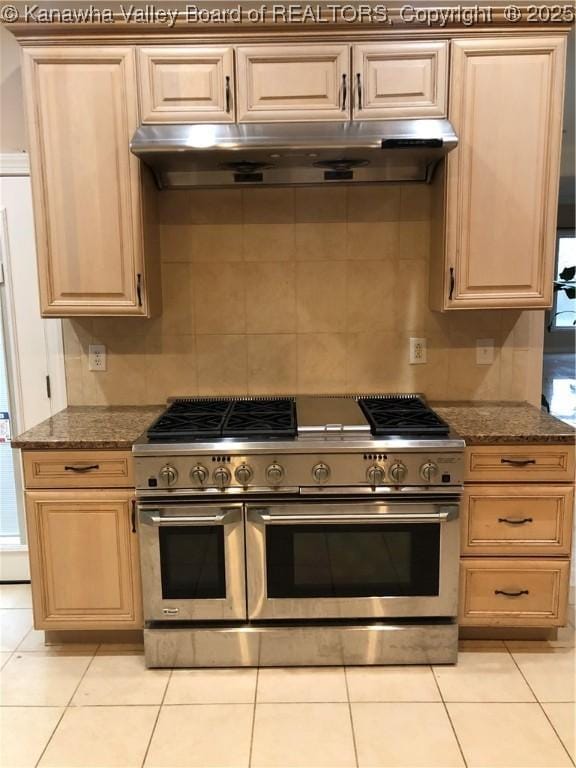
[358,396,450,438]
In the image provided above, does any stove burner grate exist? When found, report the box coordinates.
[358,396,450,437]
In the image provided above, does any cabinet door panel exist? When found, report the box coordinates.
[443,37,565,309]
[236,44,349,122]
[353,42,448,118]
[139,46,234,122]
[23,47,148,316]
[26,491,142,629]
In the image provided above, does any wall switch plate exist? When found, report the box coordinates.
[88,344,107,372]
[476,338,495,365]
[409,337,427,364]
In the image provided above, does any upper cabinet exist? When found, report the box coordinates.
[236,44,350,122]
[435,37,566,310]
[139,46,235,123]
[23,46,155,317]
[352,42,448,119]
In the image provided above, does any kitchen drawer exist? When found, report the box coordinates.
[462,484,573,556]
[23,450,134,489]
[459,559,570,626]
[465,445,575,483]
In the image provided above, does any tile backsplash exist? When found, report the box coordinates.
[63,184,544,406]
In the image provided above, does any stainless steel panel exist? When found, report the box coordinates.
[295,396,370,436]
[138,502,247,622]
[245,500,460,621]
[143,622,458,667]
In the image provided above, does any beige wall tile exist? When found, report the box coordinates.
[297,333,347,393]
[247,335,297,394]
[245,263,296,333]
[346,261,397,332]
[297,262,346,332]
[295,222,348,261]
[346,332,402,393]
[400,184,433,221]
[159,189,242,225]
[400,220,432,259]
[83,336,149,406]
[146,336,197,403]
[193,263,245,334]
[190,225,243,262]
[295,187,347,222]
[196,335,247,395]
[243,223,295,261]
[156,262,194,336]
[243,187,294,223]
[347,222,400,259]
[160,224,194,262]
[347,186,400,222]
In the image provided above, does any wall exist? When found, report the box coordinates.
[0,26,26,152]
[63,184,545,405]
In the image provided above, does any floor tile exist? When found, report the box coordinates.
[17,627,98,654]
[507,644,575,702]
[0,652,92,705]
[0,583,32,609]
[0,651,11,668]
[542,703,576,760]
[251,703,356,767]
[71,653,170,706]
[145,704,253,767]
[433,645,535,702]
[352,702,464,767]
[447,703,572,767]
[0,707,63,768]
[346,665,441,702]
[257,666,347,703]
[39,705,158,767]
[165,667,257,704]
[0,609,33,651]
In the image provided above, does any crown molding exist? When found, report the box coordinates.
[0,153,30,176]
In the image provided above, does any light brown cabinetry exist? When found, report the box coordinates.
[22,47,156,317]
[236,44,350,122]
[139,46,235,123]
[23,451,142,630]
[434,36,566,310]
[352,42,448,119]
[459,444,574,628]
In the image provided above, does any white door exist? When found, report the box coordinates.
[0,154,66,580]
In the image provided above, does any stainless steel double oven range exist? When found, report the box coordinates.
[133,395,464,667]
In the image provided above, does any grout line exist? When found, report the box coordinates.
[248,666,259,767]
[506,642,576,768]
[430,665,468,768]
[141,668,172,768]
[343,667,360,768]
[33,642,100,767]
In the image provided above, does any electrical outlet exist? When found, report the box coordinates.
[476,338,495,365]
[88,344,107,372]
[409,337,427,364]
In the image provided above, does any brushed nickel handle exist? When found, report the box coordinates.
[501,458,536,466]
[64,464,99,473]
[495,589,530,597]
[498,517,533,525]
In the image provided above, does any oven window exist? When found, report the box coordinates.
[266,523,440,598]
[159,526,226,600]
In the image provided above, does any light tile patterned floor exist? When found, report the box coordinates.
[0,584,574,768]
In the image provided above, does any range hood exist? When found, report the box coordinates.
[130,119,458,189]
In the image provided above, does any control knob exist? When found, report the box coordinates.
[235,463,253,487]
[420,461,439,483]
[190,464,208,487]
[159,465,178,486]
[266,463,285,485]
[213,466,231,489]
[389,462,407,484]
[366,465,386,486]
[312,462,331,484]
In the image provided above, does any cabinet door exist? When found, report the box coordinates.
[22,47,149,316]
[236,44,350,122]
[139,46,235,123]
[353,42,448,119]
[441,37,565,309]
[26,491,142,629]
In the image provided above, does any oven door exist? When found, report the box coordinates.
[138,502,246,622]
[246,500,459,620]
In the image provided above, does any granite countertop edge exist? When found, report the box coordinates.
[11,400,575,450]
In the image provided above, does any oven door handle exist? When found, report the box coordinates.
[248,506,457,524]
[140,508,240,527]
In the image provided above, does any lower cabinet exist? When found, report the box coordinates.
[26,490,143,630]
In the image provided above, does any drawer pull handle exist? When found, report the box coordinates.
[498,517,533,525]
[494,589,530,598]
[64,464,100,473]
[501,458,536,466]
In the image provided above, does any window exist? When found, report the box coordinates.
[552,230,576,329]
